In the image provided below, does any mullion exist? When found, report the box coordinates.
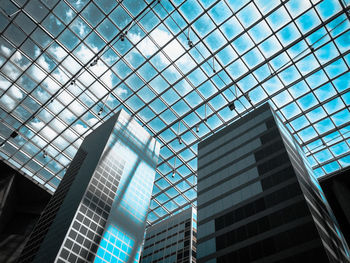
[14,2,162,185]
[118,0,292,124]
[305,130,350,158]
[154,175,192,209]
[0,0,106,153]
[314,150,350,170]
[247,0,303,127]
[277,54,350,124]
[280,3,331,153]
[167,0,238,102]
[301,118,350,148]
[116,0,331,135]
[2,0,94,100]
[155,46,350,169]
[290,22,346,164]
[154,3,229,132]
[155,155,196,192]
[152,6,350,138]
[155,25,350,167]
[0,0,349,224]
[109,16,202,185]
[0,73,76,175]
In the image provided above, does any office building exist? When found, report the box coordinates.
[0,161,51,263]
[19,109,160,263]
[0,0,349,238]
[320,167,350,245]
[141,207,197,263]
[197,104,350,263]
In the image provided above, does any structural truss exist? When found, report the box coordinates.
[0,0,350,225]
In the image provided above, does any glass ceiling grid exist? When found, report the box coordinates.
[0,0,160,180]
[0,0,349,224]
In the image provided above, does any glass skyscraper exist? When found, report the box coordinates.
[19,109,160,263]
[197,103,349,263]
[141,207,197,263]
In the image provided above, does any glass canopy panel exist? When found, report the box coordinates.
[0,0,349,225]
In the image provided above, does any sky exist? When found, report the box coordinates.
[0,0,349,223]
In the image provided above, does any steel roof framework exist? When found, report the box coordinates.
[0,0,349,225]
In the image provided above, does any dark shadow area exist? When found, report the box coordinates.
[320,167,350,245]
[0,160,51,263]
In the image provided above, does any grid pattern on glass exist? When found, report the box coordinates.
[56,151,124,262]
[93,110,159,263]
[19,147,88,263]
[0,0,349,225]
[95,225,137,263]
[142,208,194,263]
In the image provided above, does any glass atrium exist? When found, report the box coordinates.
[0,0,349,226]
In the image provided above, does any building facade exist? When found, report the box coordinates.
[19,109,160,263]
[197,103,349,263]
[141,207,197,263]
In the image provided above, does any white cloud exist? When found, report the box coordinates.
[37,55,50,72]
[0,94,16,111]
[66,9,74,20]
[87,117,98,126]
[89,81,108,99]
[57,90,74,104]
[42,77,61,94]
[47,44,67,61]
[7,86,23,100]
[129,28,190,74]
[61,55,81,75]
[150,28,173,47]
[41,125,58,141]
[75,44,97,64]
[34,46,71,86]
[59,108,76,123]
[2,62,21,80]
[30,119,45,132]
[74,123,88,134]
[0,45,11,57]
[29,64,46,83]
[72,19,87,37]
[0,59,23,109]
[0,75,11,91]
[90,60,109,78]
[69,100,86,116]
[130,34,158,57]
[115,87,128,96]
[77,71,94,87]
[11,51,23,63]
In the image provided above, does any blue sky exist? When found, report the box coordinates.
[0,0,349,223]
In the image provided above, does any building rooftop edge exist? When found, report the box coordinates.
[198,103,272,150]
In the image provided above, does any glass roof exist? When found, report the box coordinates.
[0,0,350,225]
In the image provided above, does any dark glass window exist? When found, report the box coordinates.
[265,118,277,129]
[257,152,290,174]
[65,239,73,249]
[72,243,80,254]
[254,140,285,161]
[217,222,319,263]
[216,201,312,251]
[260,128,280,144]
[61,249,69,259]
[68,254,77,262]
